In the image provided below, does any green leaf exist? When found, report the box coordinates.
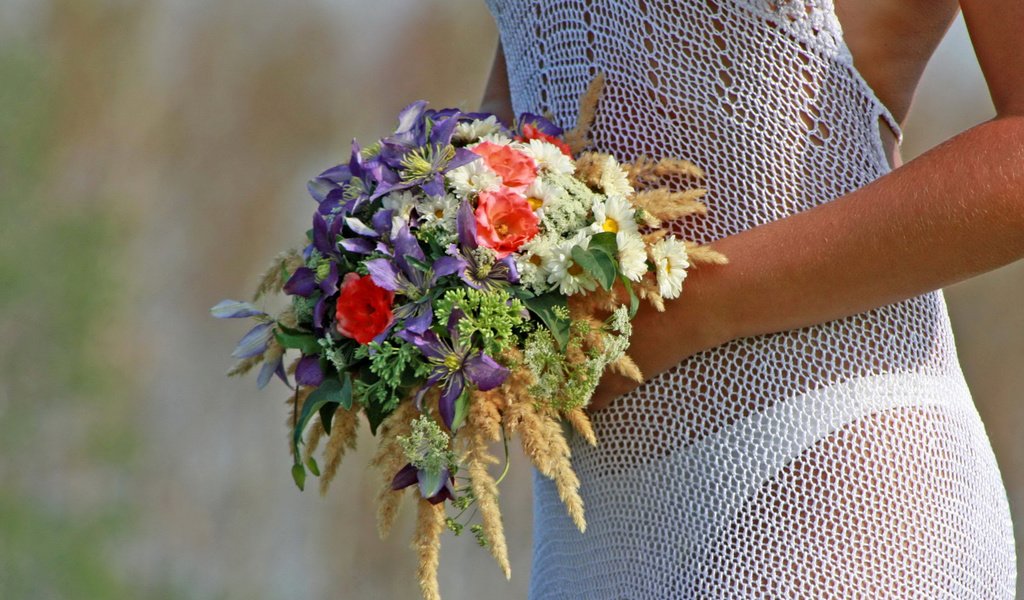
[406,256,432,273]
[319,403,338,435]
[451,389,470,432]
[364,399,394,436]
[275,327,320,355]
[620,275,640,318]
[521,292,570,349]
[291,374,352,458]
[588,231,618,257]
[291,464,306,491]
[306,456,321,477]
[571,244,617,291]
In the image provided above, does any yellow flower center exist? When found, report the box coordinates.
[568,262,584,277]
[496,223,509,236]
[602,217,619,233]
[527,197,543,210]
[434,209,445,219]
[444,354,461,371]
[529,254,543,267]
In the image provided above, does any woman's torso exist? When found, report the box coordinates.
[485,1,1016,597]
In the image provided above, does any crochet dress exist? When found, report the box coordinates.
[483,0,1017,598]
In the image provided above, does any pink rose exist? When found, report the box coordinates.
[474,188,540,258]
[471,141,538,191]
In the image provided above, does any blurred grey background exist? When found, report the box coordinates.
[0,1,1019,598]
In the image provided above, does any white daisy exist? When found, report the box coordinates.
[516,234,558,293]
[650,237,690,299]
[520,138,575,175]
[445,158,501,198]
[453,116,503,144]
[476,132,513,146]
[417,194,458,230]
[544,231,598,296]
[381,190,418,221]
[591,194,639,236]
[616,232,648,282]
[598,155,634,196]
[523,177,562,215]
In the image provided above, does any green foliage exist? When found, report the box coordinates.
[352,338,429,430]
[522,321,605,411]
[435,287,526,355]
[519,292,571,349]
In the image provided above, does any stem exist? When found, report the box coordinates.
[493,426,511,486]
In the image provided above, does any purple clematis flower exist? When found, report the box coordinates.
[390,462,455,505]
[372,103,479,199]
[516,112,564,137]
[398,308,509,430]
[210,300,288,389]
[365,218,460,334]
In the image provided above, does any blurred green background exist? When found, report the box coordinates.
[1,1,1020,598]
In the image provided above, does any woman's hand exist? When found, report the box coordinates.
[586,264,734,413]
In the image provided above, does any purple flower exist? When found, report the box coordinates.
[365,218,460,334]
[210,300,288,389]
[445,201,519,291]
[398,309,509,430]
[372,104,478,199]
[390,462,455,505]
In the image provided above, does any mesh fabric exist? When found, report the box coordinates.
[484,0,1017,597]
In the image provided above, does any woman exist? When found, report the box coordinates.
[480,0,1022,597]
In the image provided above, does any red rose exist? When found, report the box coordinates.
[518,123,573,157]
[474,188,540,258]
[335,273,395,344]
[470,141,538,191]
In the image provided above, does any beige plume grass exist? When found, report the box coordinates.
[412,498,445,600]
[683,240,730,266]
[462,418,511,579]
[609,354,644,383]
[508,402,586,533]
[252,248,303,301]
[318,408,360,495]
[633,278,666,312]
[563,72,606,154]
[302,418,326,463]
[226,353,263,377]
[631,188,708,222]
[371,401,420,539]
[563,408,597,447]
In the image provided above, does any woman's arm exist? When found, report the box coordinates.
[588,0,1024,411]
[479,41,514,124]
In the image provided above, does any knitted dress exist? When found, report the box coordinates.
[483,0,1017,597]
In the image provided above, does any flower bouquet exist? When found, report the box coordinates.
[212,75,726,599]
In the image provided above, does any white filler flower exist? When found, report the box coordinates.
[650,237,690,299]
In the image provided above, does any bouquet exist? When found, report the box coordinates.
[212,75,726,599]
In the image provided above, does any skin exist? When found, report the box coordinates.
[481,0,1024,413]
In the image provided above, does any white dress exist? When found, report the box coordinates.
[484,0,1017,598]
